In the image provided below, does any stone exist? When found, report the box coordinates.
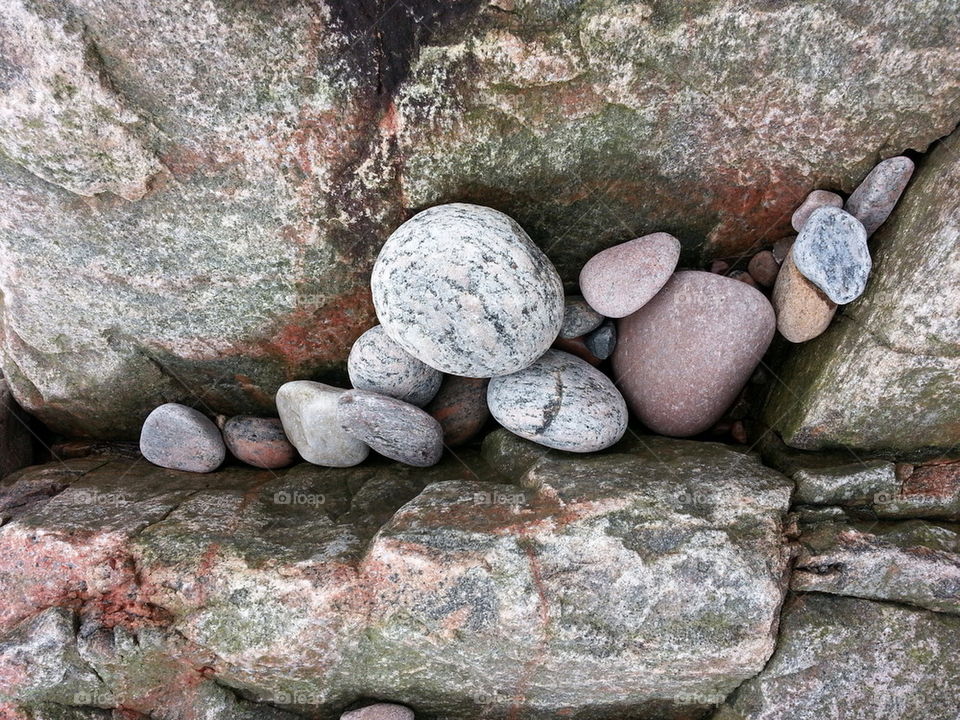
[792,519,960,615]
[551,335,601,366]
[0,379,32,478]
[223,416,298,470]
[347,325,442,407]
[139,403,225,473]
[275,382,369,468]
[558,296,604,339]
[578,233,680,318]
[0,443,791,718]
[370,203,564,377]
[772,236,796,263]
[709,259,731,274]
[613,271,775,437]
[792,207,871,304]
[747,250,780,287]
[487,350,628,452]
[584,319,617,360]
[341,704,414,720]
[771,249,837,343]
[790,189,843,232]
[713,594,960,720]
[728,269,757,288]
[337,390,443,467]
[845,155,916,235]
[424,376,490,447]
[766,130,960,454]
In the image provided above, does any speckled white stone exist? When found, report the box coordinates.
[139,403,225,473]
[845,156,915,236]
[791,190,843,232]
[276,381,369,467]
[371,203,564,377]
[793,207,871,304]
[487,350,628,452]
[348,325,442,407]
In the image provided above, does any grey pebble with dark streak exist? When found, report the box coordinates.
[348,325,442,407]
[337,389,444,467]
[559,295,604,339]
[139,403,225,473]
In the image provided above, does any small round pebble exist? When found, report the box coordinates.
[337,390,443,467]
[728,269,757,288]
[348,325,442,407]
[791,190,843,232]
[276,381,369,467]
[140,403,225,473]
[223,416,297,469]
[371,203,564,377]
[425,376,490,447]
[747,250,780,287]
[845,155,915,236]
[559,295,604,339]
[579,232,680,318]
[792,206,871,304]
[584,319,617,360]
[709,259,730,274]
[772,248,837,343]
[487,350,628,452]
[341,704,414,720]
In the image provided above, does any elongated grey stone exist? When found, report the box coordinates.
[348,325,441,407]
[276,381,369,467]
[792,207,871,304]
[337,390,443,467]
[559,295,604,339]
[585,319,617,360]
[845,156,915,236]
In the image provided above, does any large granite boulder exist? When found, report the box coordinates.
[2,0,960,436]
[0,440,792,719]
[766,129,960,455]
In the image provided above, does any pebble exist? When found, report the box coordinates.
[709,259,730,274]
[791,190,843,232]
[370,203,564,377]
[747,250,780,287]
[348,325,442,407]
[771,248,837,343]
[792,206,871,304]
[612,271,775,437]
[579,232,680,318]
[845,156,915,236]
[552,335,601,366]
[139,403,225,473]
[559,295,604,339]
[584,319,617,360]
[223,416,297,469]
[487,349,628,452]
[728,269,757,288]
[425,376,490,447]
[341,704,414,720]
[772,236,795,263]
[337,390,443,467]
[276,381,369,467]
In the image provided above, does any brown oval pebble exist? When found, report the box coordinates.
[425,375,490,447]
[612,271,775,437]
[709,259,730,274]
[771,248,837,343]
[337,390,443,467]
[579,232,680,318]
[791,189,842,232]
[223,416,298,469]
[552,335,602,366]
[747,250,780,287]
[728,269,758,288]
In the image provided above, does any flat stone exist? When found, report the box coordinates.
[613,271,775,437]
[370,203,564,377]
[341,704,414,720]
[558,295,604,339]
[790,189,843,232]
[584,319,617,360]
[139,403,225,473]
[845,155,916,236]
[424,376,490,447]
[772,249,837,343]
[579,233,680,318]
[347,325,442,407]
[792,206,871,304]
[337,390,443,467]
[487,349,627,452]
[223,416,298,469]
[275,382,369,468]
[747,250,780,287]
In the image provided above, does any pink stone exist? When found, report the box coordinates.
[341,703,414,720]
[579,232,681,318]
[425,376,490,447]
[791,190,843,232]
[845,156,915,235]
[747,250,780,287]
[612,271,775,437]
[223,416,298,469]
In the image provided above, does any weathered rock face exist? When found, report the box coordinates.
[766,129,960,455]
[0,440,792,719]
[2,0,960,436]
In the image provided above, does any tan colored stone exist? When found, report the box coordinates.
[772,250,837,343]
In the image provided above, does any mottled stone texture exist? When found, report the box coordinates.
[1,0,959,436]
[766,130,960,455]
[0,442,791,719]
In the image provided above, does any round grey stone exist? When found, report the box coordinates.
[276,381,369,467]
[792,207,871,304]
[487,350,628,452]
[139,403,225,473]
[370,203,564,377]
[337,390,444,467]
[348,325,442,407]
[559,295,605,339]
[585,320,617,360]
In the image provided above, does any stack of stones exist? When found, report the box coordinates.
[137,156,915,472]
